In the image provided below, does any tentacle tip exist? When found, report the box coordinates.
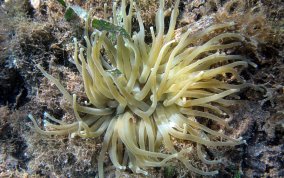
[239,35,245,41]
[231,88,240,92]
[43,112,49,117]
[36,64,42,69]
[150,94,154,101]
[213,170,219,175]
[216,159,223,164]
[163,100,169,106]
[136,168,148,176]
[118,166,126,170]
[199,71,205,75]
[249,62,258,68]
[228,21,235,26]
[27,114,33,118]
[70,133,77,139]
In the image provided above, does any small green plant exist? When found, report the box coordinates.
[234,170,242,178]
[56,0,87,21]
[56,0,129,39]
[164,166,176,178]
[92,19,130,39]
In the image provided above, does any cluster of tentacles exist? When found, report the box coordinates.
[29,0,250,177]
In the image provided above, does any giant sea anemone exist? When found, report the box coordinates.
[29,0,250,177]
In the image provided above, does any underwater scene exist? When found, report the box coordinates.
[0,0,283,177]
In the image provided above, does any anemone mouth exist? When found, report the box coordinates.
[29,0,249,177]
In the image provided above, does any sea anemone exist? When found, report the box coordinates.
[29,0,249,177]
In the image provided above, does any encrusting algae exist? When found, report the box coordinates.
[28,0,253,177]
